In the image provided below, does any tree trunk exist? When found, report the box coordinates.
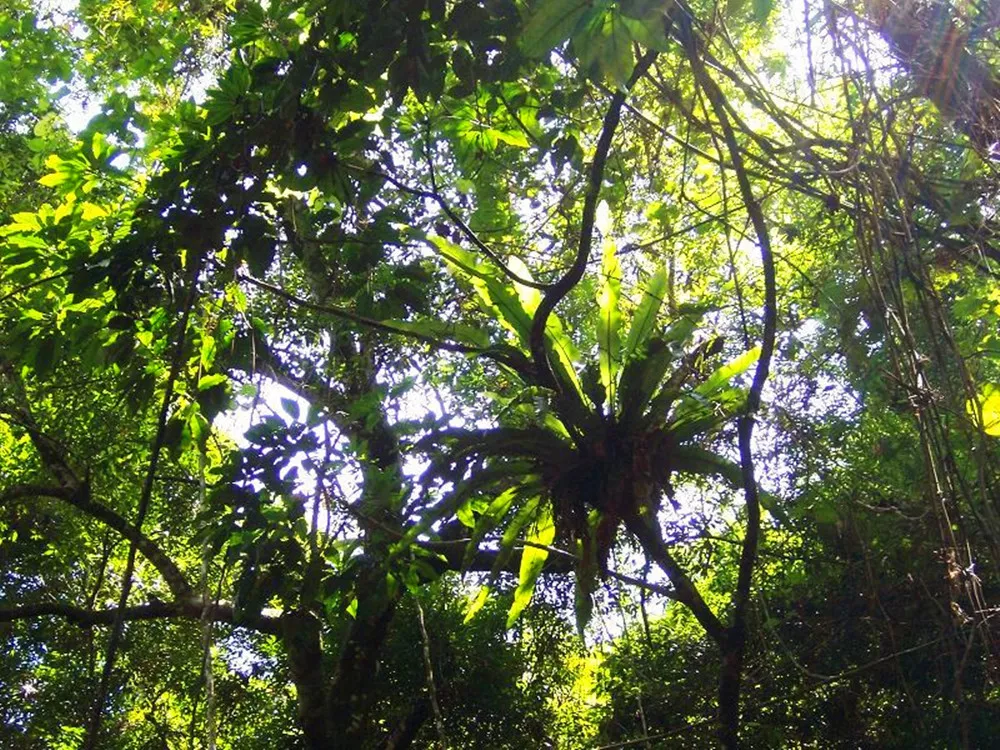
[717,624,747,749]
[327,594,398,745]
[381,697,431,750]
[282,609,329,749]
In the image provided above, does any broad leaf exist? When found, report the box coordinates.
[968,385,1000,436]
[672,445,744,486]
[461,487,520,571]
[596,238,622,405]
[507,504,556,627]
[466,496,542,623]
[431,236,534,346]
[383,318,492,348]
[696,345,760,397]
[521,0,594,58]
[623,265,667,363]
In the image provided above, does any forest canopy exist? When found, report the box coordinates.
[3,0,1000,747]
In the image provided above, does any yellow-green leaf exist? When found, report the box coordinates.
[696,345,760,396]
[39,172,70,188]
[508,256,542,314]
[596,239,622,403]
[623,265,667,362]
[968,385,1000,436]
[464,585,491,623]
[506,505,556,628]
[80,203,108,221]
[198,373,228,390]
[494,129,531,149]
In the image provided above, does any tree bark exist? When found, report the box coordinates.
[282,609,329,749]
[381,697,430,750]
[327,597,397,746]
[717,625,748,750]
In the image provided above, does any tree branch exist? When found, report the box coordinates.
[0,599,281,635]
[680,10,778,747]
[624,512,726,644]
[0,484,193,600]
[681,0,777,636]
[86,253,203,750]
[348,164,548,290]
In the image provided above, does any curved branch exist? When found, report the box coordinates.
[1,484,193,599]
[0,599,281,635]
[681,11,778,748]
[624,511,726,644]
[682,14,776,612]
[529,50,660,388]
[0,377,192,599]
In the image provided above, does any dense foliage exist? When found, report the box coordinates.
[4,0,1000,747]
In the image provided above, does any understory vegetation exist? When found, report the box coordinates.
[4,0,1000,747]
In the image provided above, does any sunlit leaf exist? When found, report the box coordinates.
[507,505,556,627]
[80,202,108,221]
[696,345,760,397]
[968,385,1000,436]
[596,239,621,404]
[464,585,491,623]
[622,266,667,363]
[595,199,613,236]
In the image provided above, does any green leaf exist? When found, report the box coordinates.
[619,340,675,425]
[601,15,635,88]
[507,256,542,314]
[280,397,300,420]
[672,445,744,486]
[493,496,540,579]
[507,505,556,628]
[753,0,775,24]
[457,500,478,528]
[493,129,531,148]
[669,391,744,442]
[465,494,540,623]
[623,266,667,363]
[575,11,634,88]
[198,373,228,390]
[464,585,491,623]
[620,307,711,425]
[462,486,519,570]
[727,0,747,16]
[200,334,217,369]
[596,239,621,404]
[696,345,760,397]
[505,256,584,399]
[619,16,672,52]
[38,171,70,187]
[80,202,107,221]
[382,318,491,348]
[430,236,534,346]
[520,0,593,58]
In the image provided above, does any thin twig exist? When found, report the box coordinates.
[416,599,448,749]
